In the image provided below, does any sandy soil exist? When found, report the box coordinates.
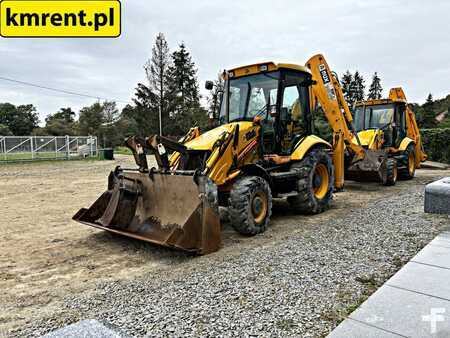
[1,155,448,335]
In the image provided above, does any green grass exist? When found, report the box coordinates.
[114,146,132,155]
[0,151,100,164]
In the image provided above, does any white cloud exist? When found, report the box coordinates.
[0,0,448,123]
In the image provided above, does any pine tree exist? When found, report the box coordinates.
[132,33,171,135]
[167,43,206,134]
[368,72,383,99]
[340,71,353,106]
[352,71,365,103]
[425,93,433,106]
[421,93,437,128]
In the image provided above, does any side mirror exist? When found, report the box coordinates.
[205,80,214,90]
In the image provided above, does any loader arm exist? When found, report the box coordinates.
[306,54,368,189]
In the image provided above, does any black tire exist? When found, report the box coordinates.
[399,144,416,180]
[381,158,397,186]
[287,148,334,214]
[228,176,272,236]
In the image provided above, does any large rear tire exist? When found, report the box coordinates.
[287,148,334,214]
[228,176,272,236]
[399,144,416,180]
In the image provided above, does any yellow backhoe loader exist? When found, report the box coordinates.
[305,54,402,188]
[352,88,427,179]
[74,62,335,254]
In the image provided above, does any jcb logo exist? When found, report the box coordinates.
[0,0,121,37]
[319,64,330,84]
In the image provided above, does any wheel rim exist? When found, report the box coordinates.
[313,163,329,200]
[251,191,268,224]
[408,152,415,176]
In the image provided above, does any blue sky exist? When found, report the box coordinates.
[0,0,448,122]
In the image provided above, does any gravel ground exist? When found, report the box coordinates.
[13,184,449,338]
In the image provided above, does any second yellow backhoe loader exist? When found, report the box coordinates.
[352,88,427,179]
[305,54,401,188]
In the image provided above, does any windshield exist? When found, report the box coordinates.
[219,71,280,124]
[354,104,394,131]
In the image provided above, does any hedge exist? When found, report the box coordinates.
[421,128,450,164]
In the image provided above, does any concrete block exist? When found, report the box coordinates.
[42,319,130,338]
[425,177,450,214]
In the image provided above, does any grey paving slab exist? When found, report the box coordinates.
[429,238,450,249]
[387,262,450,300]
[327,318,404,338]
[412,243,450,269]
[349,285,450,337]
[436,231,450,240]
[42,319,130,338]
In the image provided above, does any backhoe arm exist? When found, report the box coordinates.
[306,54,365,160]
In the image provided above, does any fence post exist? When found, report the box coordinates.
[89,136,93,157]
[30,136,34,160]
[1,137,5,161]
[65,135,70,160]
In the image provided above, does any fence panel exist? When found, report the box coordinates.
[0,136,98,162]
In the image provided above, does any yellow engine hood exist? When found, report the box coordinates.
[184,122,255,151]
[352,129,378,147]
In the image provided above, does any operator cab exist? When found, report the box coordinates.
[217,62,313,155]
[354,100,407,148]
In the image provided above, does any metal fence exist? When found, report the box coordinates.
[0,135,98,162]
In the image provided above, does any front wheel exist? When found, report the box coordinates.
[288,148,334,214]
[399,144,416,180]
[381,158,397,186]
[228,176,272,236]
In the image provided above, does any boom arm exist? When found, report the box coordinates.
[306,54,368,189]
[306,54,365,160]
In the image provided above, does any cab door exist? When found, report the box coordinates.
[393,103,407,147]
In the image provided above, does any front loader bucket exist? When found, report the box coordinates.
[346,150,387,182]
[73,169,221,254]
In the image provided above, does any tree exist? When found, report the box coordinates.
[368,72,383,99]
[43,107,77,136]
[0,103,39,135]
[421,93,437,128]
[352,71,365,103]
[340,70,353,106]
[425,93,433,106]
[78,102,105,136]
[77,101,125,147]
[148,33,172,135]
[46,107,75,123]
[99,101,121,147]
[132,32,172,136]
[0,123,12,136]
[166,43,207,134]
